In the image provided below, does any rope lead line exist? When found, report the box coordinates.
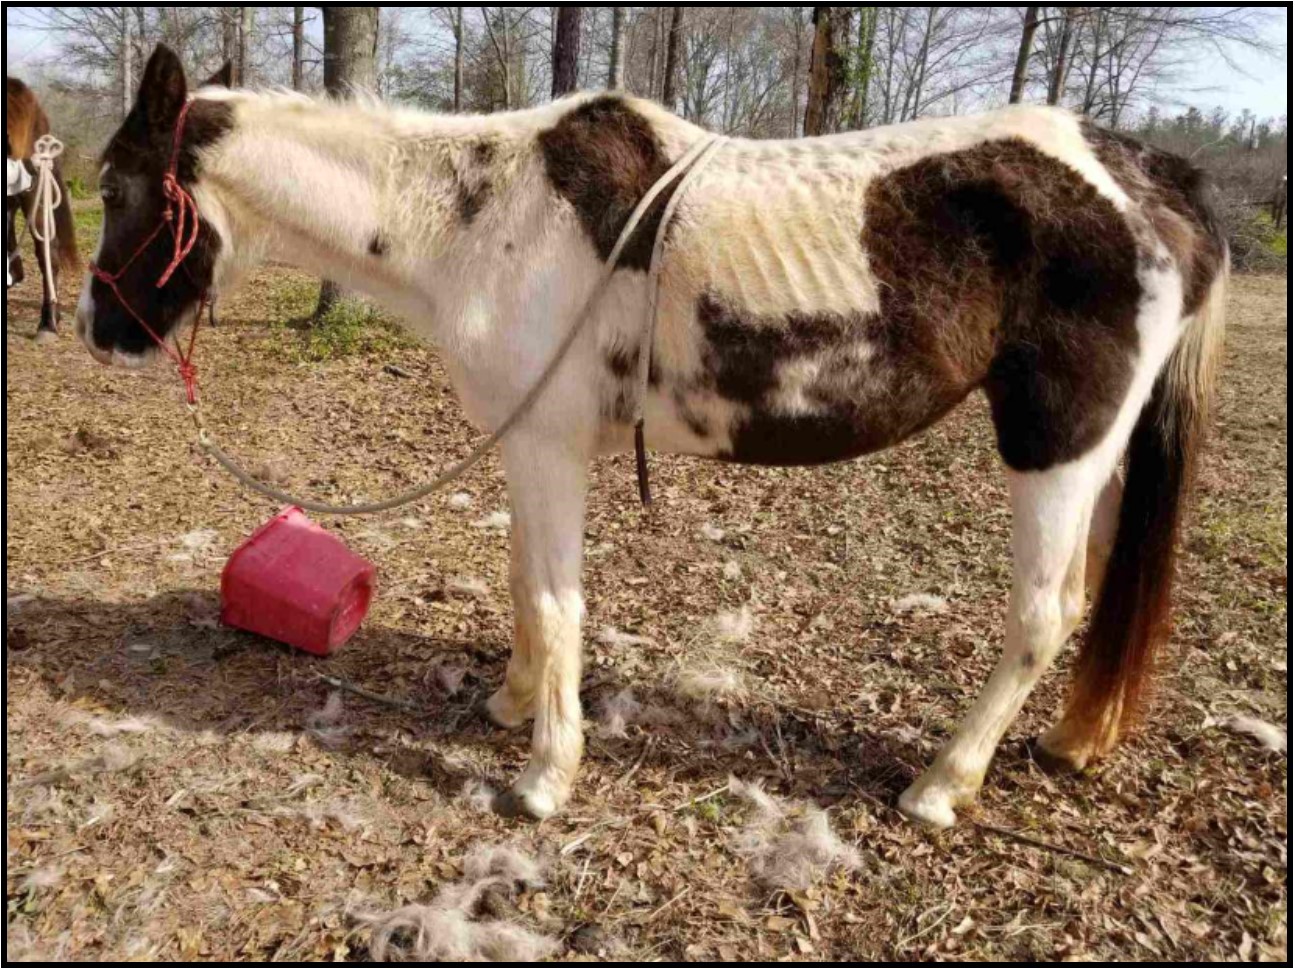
[198,132,726,517]
[29,135,64,307]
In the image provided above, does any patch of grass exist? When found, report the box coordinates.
[283,295,417,364]
[1196,497,1287,571]
[72,202,103,252]
[64,175,95,201]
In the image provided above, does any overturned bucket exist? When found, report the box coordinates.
[221,507,375,656]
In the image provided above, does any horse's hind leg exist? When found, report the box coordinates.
[900,460,1104,828]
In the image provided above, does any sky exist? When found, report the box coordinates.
[4,6,1290,122]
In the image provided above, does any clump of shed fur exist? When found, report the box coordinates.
[359,845,557,963]
[728,777,861,891]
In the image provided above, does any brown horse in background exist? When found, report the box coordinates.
[6,76,79,341]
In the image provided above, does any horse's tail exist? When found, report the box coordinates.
[51,164,80,273]
[1061,257,1228,759]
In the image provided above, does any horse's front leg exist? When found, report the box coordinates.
[489,434,590,820]
[20,191,59,342]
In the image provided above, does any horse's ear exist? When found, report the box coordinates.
[202,61,234,90]
[137,45,188,134]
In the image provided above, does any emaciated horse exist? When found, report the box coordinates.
[6,76,79,341]
[78,47,1227,827]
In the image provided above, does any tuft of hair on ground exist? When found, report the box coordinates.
[670,605,757,705]
[596,689,681,738]
[62,711,161,737]
[892,593,950,617]
[305,692,351,749]
[472,511,511,532]
[358,845,557,963]
[17,743,140,788]
[728,777,861,892]
[1217,714,1288,754]
[446,575,491,600]
[458,779,499,815]
[595,626,656,649]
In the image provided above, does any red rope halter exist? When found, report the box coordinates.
[89,99,207,405]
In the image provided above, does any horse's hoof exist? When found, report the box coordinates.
[493,785,559,821]
[1029,735,1090,775]
[898,784,959,830]
[34,329,58,346]
[485,688,533,730]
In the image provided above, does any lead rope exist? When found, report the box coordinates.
[633,136,728,506]
[197,132,725,516]
[28,135,64,309]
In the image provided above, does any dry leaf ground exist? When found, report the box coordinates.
[5,205,1288,961]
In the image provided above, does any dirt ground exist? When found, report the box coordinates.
[5,207,1288,962]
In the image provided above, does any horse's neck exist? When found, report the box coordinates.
[199,94,545,325]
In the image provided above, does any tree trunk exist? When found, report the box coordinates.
[1009,5,1041,104]
[661,6,684,108]
[223,10,240,84]
[315,7,381,323]
[120,9,133,119]
[804,7,850,137]
[1047,6,1078,105]
[292,7,305,91]
[608,7,627,90]
[238,7,256,87]
[453,8,465,111]
[552,7,583,97]
[852,8,878,129]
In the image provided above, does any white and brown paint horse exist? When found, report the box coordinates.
[7,76,80,340]
[78,47,1227,827]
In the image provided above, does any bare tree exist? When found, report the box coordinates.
[453,7,466,110]
[1044,5,1080,106]
[1009,6,1041,103]
[551,7,582,97]
[292,7,306,91]
[608,7,627,89]
[315,6,380,322]
[804,6,850,136]
[661,6,685,109]
[851,8,879,129]
[120,9,134,119]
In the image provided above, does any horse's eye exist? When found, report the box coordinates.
[100,184,118,204]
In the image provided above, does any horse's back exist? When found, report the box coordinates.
[632,104,1222,470]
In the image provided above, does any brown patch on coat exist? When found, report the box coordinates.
[368,232,389,257]
[538,96,673,271]
[695,139,1144,471]
[866,138,1144,473]
[458,180,491,224]
[6,77,41,159]
[698,294,966,466]
[1082,122,1227,316]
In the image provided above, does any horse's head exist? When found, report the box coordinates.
[76,46,233,367]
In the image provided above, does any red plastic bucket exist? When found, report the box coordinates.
[220,507,376,656]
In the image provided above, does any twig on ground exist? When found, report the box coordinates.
[975,821,1133,876]
[383,363,414,379]
[57,541,168,568]
[614,737,656,788]
[314,674,425,714]
[673,784,730,812]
